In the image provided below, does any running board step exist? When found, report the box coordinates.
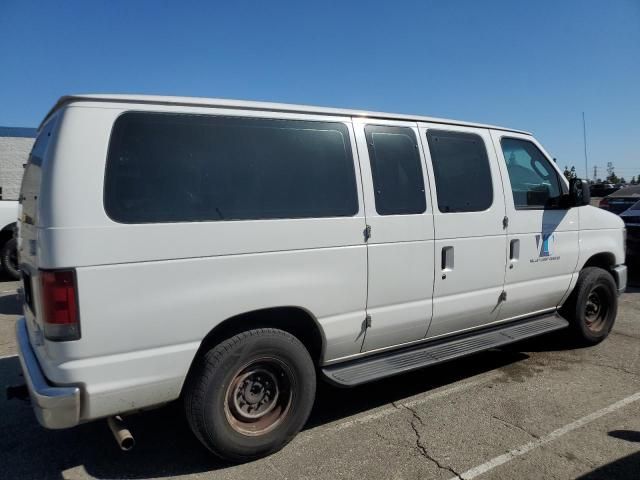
[322,313,569,387]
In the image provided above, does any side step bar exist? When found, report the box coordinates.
[322,313,569,387]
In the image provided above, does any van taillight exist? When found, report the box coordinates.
[599,198,609,209]
[40,270,80,341]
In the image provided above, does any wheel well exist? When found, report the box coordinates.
[0,222,16,247]
[583,252,616,271]
[0,230,12,247]
[195,307,324,365]
[1,222,16,233]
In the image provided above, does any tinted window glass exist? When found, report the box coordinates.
[426,130,493,213]
[105,113,359,223]
[20,117,57,216]
[500,138,562,209]
[365,125,426,215]
[28,119,55,167]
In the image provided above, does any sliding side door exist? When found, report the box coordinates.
[353,118,435,352]
[419,124,508,338]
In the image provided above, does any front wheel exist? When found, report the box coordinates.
[561,267,618,345]
[183,328,316,462]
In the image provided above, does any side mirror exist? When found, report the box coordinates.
[569,178,591,207]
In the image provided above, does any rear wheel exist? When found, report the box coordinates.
[1,238,19,280]
[183,328,316,462]
[561,267,617,345]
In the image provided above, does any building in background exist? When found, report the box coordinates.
[0,126,36,200]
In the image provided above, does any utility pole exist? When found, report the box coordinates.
[582,112,589,180]
[593,165,597,182]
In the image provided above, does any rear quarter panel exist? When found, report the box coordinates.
[32,103,368,420]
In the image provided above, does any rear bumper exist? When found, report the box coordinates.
[612,264,627,295]
[16,317,81,429]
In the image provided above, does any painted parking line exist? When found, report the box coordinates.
[450,390,640,480]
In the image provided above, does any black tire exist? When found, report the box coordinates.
[1,238,19,280]
[561,267,617,345]
[183,328,316,462]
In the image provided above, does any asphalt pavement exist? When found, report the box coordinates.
[1,275,639,479]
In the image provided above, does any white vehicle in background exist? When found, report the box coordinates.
[16,95,626,462]
[0,200,19,279]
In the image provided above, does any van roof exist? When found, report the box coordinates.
[41,94,531,135]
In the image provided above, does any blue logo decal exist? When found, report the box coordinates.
[535,233,554,257]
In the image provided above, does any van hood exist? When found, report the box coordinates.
[581,205,624,230]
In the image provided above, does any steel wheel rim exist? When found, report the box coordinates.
[224,357,293,436]
[584,286,609,333]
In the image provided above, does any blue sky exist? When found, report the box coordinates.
[1,0,638,180]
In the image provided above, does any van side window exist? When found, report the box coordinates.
[104,113,359,223]
[364,125,426,215]
[500,137,562,209]
[426,130,493,213]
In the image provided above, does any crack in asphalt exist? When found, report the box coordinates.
[265,459,287,480]
[579,359,640,378]
[490,414,539,439]
[531,351,640,379]
[611,330,640,341]
[542,444,597,469]
[374,430,396,447]
[401,404,461,478]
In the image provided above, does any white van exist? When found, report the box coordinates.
[17,95,626,461]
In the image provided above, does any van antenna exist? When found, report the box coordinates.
[582,112,589,180]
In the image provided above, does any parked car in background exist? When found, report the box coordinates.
[0,200,19,279]
[590,183,618,198]
[599,185,640,214]
[620,200,640,262]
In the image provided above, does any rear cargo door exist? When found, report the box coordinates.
[19,117,58,267]
[18,114,59,335]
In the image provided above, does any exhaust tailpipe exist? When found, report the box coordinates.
[107,415,135,451]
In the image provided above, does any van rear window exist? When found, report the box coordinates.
[104,112,359,223]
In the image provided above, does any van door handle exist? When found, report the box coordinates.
[509,239,520,268]
[441,246,454,273]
